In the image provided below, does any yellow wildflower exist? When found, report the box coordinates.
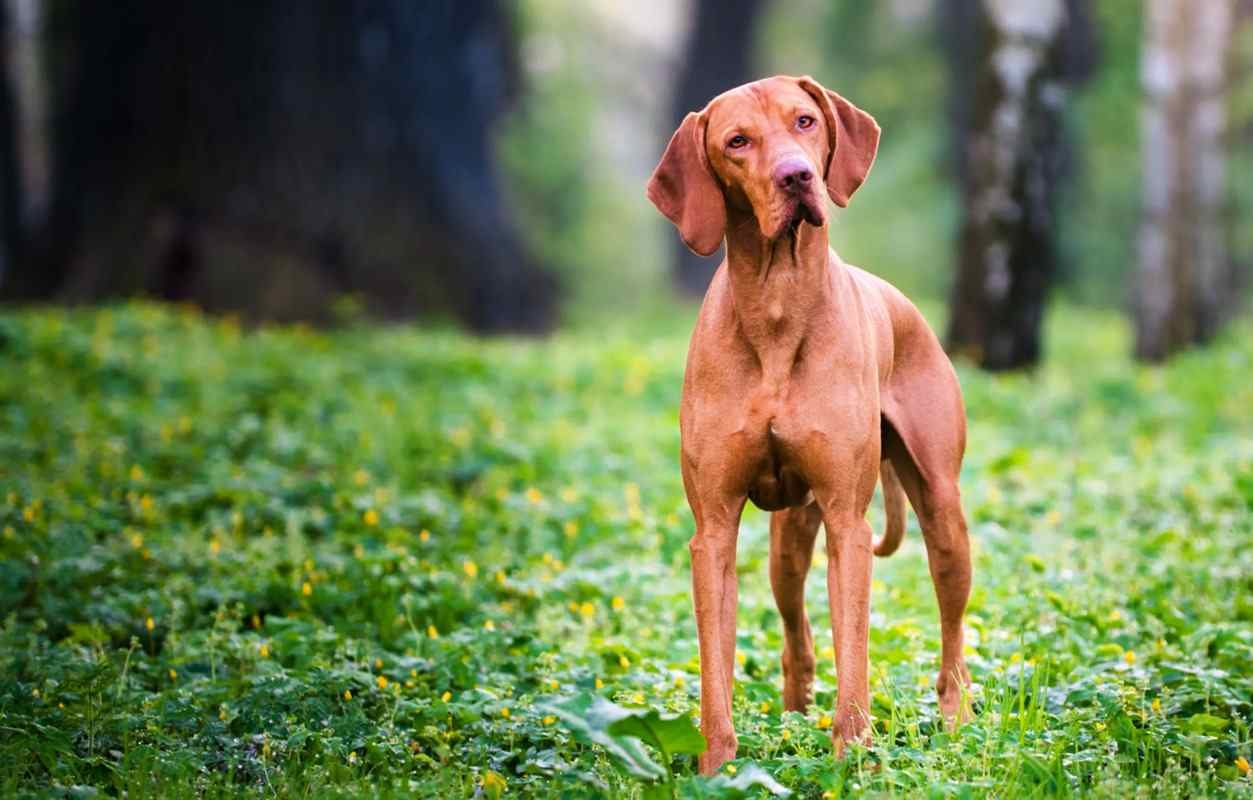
[817,714,832,730]
[1123,650,1136,665]
[353,469,369,486]
[343,689,353,701]
[674,675,685,688]
[725,764,737,775]
[1152,698,1162,713]
[543,715,556,726]
[363,509,379,526]
[419,529,431,542]
[209,538,221,555]
[526,487,543,505]
[579,601,595,618]
[463,560,479,579]
[500,706,510,719]
[611,596,626,612]
[736,651,747,666]
[145,616,155,632]
[619,655,630,669]
[633,692,644,704]
[168,669,177,682]
[302,581,313,597]
[482,770,507,798]
[760,701,771,713]
[441,691,452,702]
[595,678,604,690]
[484,619,495,631]
[377,675,388,690]
[781,728,791,741]
[563,520,578,538]
[427,624,439,639]
[259,643,269,658]
[1236,756,1249,775]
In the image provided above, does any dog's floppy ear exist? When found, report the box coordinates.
[798,76,880,208]
[646,110,726,256]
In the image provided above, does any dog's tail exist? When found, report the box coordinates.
[873,460,907,557]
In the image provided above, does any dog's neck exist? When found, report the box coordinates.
[723,212,833,376]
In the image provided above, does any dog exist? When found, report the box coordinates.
[646,75,972,774]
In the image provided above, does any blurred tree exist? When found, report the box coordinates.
[0,3,23,291]
[943,0,1097,370]
[0,1,554,332]
[1133,0,1235,361]
[667,0,767,296]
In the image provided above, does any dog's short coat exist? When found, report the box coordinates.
[647,76,973,774]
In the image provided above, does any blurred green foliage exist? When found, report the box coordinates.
[501,1,1251,317]
[1,302,1250,796]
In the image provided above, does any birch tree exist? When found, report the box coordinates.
[1134,0,1234,361]
[945,0,1096,370]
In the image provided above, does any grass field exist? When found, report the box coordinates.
[1,302,1251,798]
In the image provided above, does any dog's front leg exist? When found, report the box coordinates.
[823,511,875,754]
[689,516,740,775]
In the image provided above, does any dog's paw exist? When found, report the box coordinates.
[936,662,973,728]
[780,651,815,712]
[698,731,738,775]
[831,709,873,758]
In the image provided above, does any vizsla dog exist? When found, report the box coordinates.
[647,76,972,773]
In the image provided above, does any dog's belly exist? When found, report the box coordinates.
[746,419,813,512]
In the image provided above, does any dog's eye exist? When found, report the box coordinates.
[797,115,816,130]
[727,134,749,150]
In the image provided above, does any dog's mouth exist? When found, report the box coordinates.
[777,195,825,237]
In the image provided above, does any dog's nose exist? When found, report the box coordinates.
[773,158,813,193]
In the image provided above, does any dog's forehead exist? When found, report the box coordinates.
[707,78,818,128]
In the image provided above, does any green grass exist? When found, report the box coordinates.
[0,302,1250,798]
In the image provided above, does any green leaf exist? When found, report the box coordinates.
[1186,713,1228,735]
[688,764,791,798]
[538,693,666,781]
[608,708,707,760]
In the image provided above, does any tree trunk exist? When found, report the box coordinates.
[2,1,556,332]
[0,2,22,291]
[1134,0,1234,361]
[667,0,766,296]
[944,0,1096,371]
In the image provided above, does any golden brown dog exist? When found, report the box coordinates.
[647,75,972,774]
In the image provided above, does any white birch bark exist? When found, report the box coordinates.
[1135,0,1233,360]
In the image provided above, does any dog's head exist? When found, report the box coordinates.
[646,75,880,255]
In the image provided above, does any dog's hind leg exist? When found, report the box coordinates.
[882,411,972,726]
[769,501,822,711]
